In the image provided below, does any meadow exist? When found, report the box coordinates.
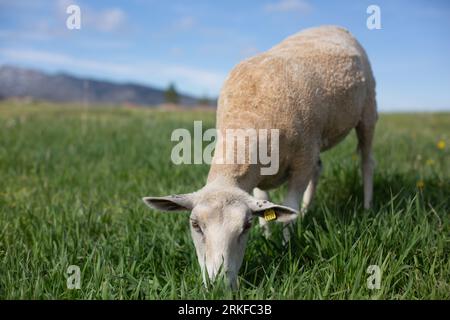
[0,102,449,299]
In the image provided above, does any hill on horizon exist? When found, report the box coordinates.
[0,65,215,107]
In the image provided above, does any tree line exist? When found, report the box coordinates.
[164,82,212,106]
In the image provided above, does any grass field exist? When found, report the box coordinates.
[0,102,449,299]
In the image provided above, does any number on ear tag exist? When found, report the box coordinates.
[263,209,277,221]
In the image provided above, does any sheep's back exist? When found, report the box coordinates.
[217,25,375,151]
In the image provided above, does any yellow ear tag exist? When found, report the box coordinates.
[263,209,277,221]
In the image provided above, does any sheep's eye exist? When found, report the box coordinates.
[191,220,203,234]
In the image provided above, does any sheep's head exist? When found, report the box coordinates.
[142,186,298,289]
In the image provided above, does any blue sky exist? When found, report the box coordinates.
[0,0,449,111]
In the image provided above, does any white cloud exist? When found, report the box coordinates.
[264,0,312,14]
[0,48,134,74]
[0,29,53,41]
[164,65,223,89]
[0,48,225,95]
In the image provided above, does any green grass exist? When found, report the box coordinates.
[0,102,449,299]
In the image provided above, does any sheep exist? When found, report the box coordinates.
[143,25,378,289]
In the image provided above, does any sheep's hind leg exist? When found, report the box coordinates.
[254,188,271,238]
[301,158,322,214]
[356,119,376,209]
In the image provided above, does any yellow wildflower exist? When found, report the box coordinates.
[437,140,446,150]
[426,159,435,166]
[416,180,425,190]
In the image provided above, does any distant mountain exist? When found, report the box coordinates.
[0,65,211,107]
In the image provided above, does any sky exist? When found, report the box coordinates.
[0,0,449,111]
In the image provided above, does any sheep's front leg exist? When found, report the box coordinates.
[254,188,271,238]
[282,177,309,244]
[301,158,322,214]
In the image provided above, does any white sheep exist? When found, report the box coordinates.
[143,25,378,289]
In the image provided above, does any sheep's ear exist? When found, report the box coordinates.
[142,194,195,212]
[248,198,298,223]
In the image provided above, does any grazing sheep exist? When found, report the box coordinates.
[143,25,377,289]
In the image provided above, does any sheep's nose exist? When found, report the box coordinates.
[206,256,225,281]
[206,268,217,281]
